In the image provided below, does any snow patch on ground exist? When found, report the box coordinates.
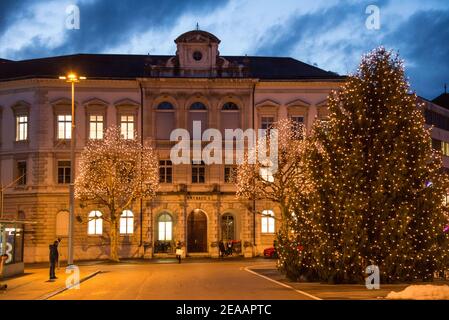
[386,284,449,300]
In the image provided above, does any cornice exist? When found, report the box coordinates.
[0,78,139,92]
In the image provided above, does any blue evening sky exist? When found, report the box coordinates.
[1,0,448,99]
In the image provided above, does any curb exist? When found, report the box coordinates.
[37,270,102,300]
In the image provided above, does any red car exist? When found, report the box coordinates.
[263,245,304,258]
[263,247,277,258]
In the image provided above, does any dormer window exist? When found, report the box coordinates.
[174,30,220,70]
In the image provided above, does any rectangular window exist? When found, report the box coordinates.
[57,114,71,139]
[224,166,236,183]
[16,115,28,141]
[192,162,205,184]
[89,115,104,139]
[261,116,274,130]
[261,210,275,234]
[159,160,173,183]
[442,141,449,156]
[432,138,442,151]
[17,161,27,185]
[120,115,134,139]
[57,161,71,184]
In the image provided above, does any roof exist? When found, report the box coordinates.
[432,93,449,110]
[0,53,344,82]
[175,30,221,44]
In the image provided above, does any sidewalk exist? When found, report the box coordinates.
[0,264,101,300]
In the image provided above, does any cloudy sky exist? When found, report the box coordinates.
[0,0,448,99]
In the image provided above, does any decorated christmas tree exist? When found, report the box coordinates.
[292,47,449,283]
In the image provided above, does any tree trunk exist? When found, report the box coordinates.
[280,205,290,232]
[110,216,120,262]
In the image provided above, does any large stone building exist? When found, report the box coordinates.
[0,30,446,263]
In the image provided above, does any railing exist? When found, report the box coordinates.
[144,66,250,78]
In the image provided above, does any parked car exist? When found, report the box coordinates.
[263,247,277,258]
[264,245,304,258]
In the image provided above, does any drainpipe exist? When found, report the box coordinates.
[139,81,144,249]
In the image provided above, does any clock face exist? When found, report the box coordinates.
[193,51,203,61]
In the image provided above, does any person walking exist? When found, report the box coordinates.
[226,238,233,256]
[49,240,59,280]
[175,241,183,264]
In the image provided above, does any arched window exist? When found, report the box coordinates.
[88,210,103,235]
[189,102,207,110]
[222,102,239,110]
[158,212,173,241]
[221,213,235,240]
[189,102,207,137]
[120,210,134,234]
[261,210,275,234]
[56,210,69,237]
[155,101,175,140]
[157,102,174,110]
[221,102,240,134]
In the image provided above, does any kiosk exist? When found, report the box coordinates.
[0,220,25,278]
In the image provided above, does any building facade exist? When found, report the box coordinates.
[2,30,445,263]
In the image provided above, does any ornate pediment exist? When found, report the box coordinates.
[175,30,220,44]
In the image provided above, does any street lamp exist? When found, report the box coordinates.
[59,73,86,266]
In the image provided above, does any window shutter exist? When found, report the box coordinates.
[189,111,207,137]
[156,112,175,140]
[221,111,240,134]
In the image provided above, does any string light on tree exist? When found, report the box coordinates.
[282,47,449,283]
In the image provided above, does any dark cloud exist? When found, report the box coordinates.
[252,1,449,98]
[383,9,449,99]
[254,1,389,57]
[0,0,39,33]
[3,0,228,59]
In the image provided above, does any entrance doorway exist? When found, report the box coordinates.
[187,209,207,253]
[221,213,235,240]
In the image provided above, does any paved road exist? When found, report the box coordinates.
[51,260,315,300]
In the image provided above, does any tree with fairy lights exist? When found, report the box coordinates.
[75,126,159,261]
[236,119,310,274]
[291,47,449,283]
[236,118,306,223]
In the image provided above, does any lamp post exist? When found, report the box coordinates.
[59,73,86,266]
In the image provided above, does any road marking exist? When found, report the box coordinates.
[37,270,102,300]
[243,265,322,300]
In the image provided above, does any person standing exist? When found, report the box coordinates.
[49,241,59,280]
[175,241,183,264]
[55,238,61,269]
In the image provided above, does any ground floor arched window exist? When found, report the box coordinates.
[158,212,173,241]
[88,210,103,235]
[56,210,69,237]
